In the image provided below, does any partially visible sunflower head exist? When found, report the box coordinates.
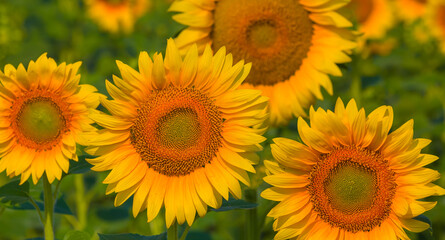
[346,0,395,41]
[85,39,268,227]
[425,0,445,53]
[169,0,356,126]
[396,0,428,22]
[262,98,445,240]
[0,54,100,184]
[85,0,150,33]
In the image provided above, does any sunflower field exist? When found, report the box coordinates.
[0,0,445,240]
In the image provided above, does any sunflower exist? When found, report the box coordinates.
[395,0,428,22]
[168,0,356,126]
[425,0,445,53]
[85,39,268,227]
[347,0,394,40]
[0,54,100,184]
[85,0,150,33]
[262,98,445,240]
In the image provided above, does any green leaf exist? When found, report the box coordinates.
[9,195,73,215]
[67,156,93,175]
[209,197,258,212]
[98,233,167,240]
[0,180,30,204]
[414,215,434,240]
[96,200,131,221]
[63,230,91,240]
[186,231,211,240]
[54,195,74,215]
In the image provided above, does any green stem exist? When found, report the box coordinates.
[53,180,61,199]
[258,201,278,232]
[167,221,178,240]
[75,174,87,230]
[28,195,44,224]
[245,188,257,240]
[179,225,191,240]
[43,175,54,240]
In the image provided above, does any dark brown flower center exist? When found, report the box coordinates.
[212,0,313,86]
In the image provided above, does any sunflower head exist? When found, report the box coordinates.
[0,53,100,184]
[346,0,395,43]
[169,0,356,126]
[262,98,445,239]
[425,0,445,53]
[86,0,150,33]
[86,39,268,227]
[395,0,428,22]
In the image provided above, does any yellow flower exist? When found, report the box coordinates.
[86,0,150,33]
[262,98,445,240]
[0,54,100,184]
[395,0,428,22]
[425,0,445,53]
[169,0,356,126]
[85,39,268,227]
[348,0,394,40]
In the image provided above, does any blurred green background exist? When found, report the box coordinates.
[0,0,444,239]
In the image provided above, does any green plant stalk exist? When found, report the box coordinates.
[75,174,87,230]
[43,175,54,240]
[167,221,178,240]
[179,225,191,240]
[28,195,44,224]
[245,188,258,240]
[258,201,277,232]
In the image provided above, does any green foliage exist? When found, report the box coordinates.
[98,233,167,240]
[63,231,91,240]
[209,197,258,212]
[10,195,73,215]
[0,180,30,205]
[67,157,94,175]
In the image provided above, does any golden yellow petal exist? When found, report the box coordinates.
[264,173,309,189]
[192,168,219,209]
[132,170,152,217]
[182,175,197,226]
[205,163,229,200]
[298,117,332,153]
[146,173,168,222]
[115,161,147,192]
[268,193,310,218]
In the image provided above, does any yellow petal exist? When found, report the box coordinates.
[152,53,167,89]
[263,173,309,189]
[219,148,255,173]
[298,117,332,153]
[146,173,167,222]
[400,218,430,233]
[182,175,197,226]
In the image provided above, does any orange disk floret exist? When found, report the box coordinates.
[308,146,396,233]
[10,90,72,151]
[130,87,223,176]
